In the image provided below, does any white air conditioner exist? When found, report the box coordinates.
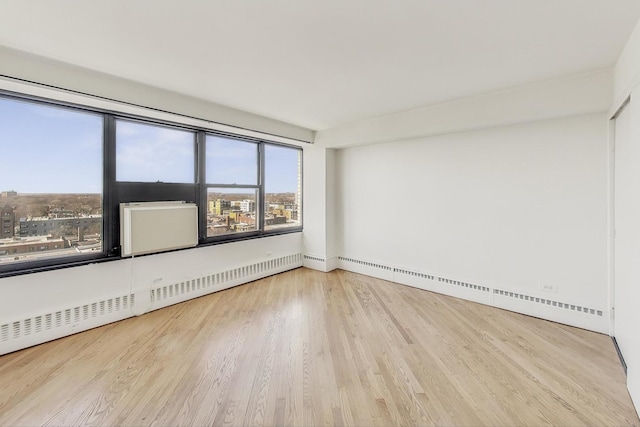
[120,201,198,257]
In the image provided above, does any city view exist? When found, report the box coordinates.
[207,191,299,236]
[0,191,103,264]
[0,189,300,265]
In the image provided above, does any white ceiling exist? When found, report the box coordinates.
[1,0,639,130]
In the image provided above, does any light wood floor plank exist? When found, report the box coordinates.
[0,267,637,426]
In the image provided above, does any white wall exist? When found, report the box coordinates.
[315,68,614,333]
[302,145,339,271]
[325,148,338,264]
[613,94,640,412]
[335,113,609,332]
[613,15,640,415]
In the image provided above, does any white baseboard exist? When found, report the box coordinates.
[337,255,608,334]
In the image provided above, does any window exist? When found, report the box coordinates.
[205,136,260,237]
[116,119,195,183]
[206,136,258,185]
[0,96,103,268]
[264,144,302,230]
[0,91,303,276]
[206,188,258,236]
[203,135,302,239]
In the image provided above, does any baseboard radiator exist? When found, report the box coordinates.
[0,253,303,356]
[1,252,607,355]
[147,254,302,312]
[336,255,608,334]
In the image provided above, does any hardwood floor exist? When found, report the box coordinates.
[0,268,637,426]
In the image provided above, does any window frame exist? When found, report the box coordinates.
[0,92,108,276]
[0,90,303,278]
[114,117,199,185]
[200,132,303,243]
[203,133,262,240]
[262,143,303,233]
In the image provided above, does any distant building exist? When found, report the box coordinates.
[240,199,255,212]
[287,209,298,221]
[238,213,256,226]
[19,216,101,237]
[48,208,75,218]
[209,224,230,236]
[227,212,256,225]
[265,215,287,226]
[213,199,231,215]
[271,208,298,222]
[0,191,17,197]
[1,205,15,238]
[0,236,69,256]
[295,153,302,210]
[233,223,254,232]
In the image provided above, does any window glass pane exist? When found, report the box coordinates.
[0,97,103,266]
[116,120,195,183]
[206,135,257,185]
[264,145,302,230]
[206,188,258,236]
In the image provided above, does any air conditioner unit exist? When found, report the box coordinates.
[120,201,198,257]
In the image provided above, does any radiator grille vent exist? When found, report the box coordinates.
[394,268,435,280]
[151,254,302,304]
[0,293,135,344]
[436,276,490,292]
[394,267,490,292]
[338,256,393,271]
[304,255,326,263]
[493,289,603,316]
[339,258,490,293]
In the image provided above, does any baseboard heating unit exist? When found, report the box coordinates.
[0,253,303,356]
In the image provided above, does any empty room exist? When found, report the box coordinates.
[1,1,640,426]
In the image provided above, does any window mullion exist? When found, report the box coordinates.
[104,114,117,256]
[197,131,207,242]
[258,142,266,232]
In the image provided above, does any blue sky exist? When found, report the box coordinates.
[206,136,300,193]
[1,97,301,194]
[117,120,195,183]
[206,136,258,185]
[0,97,103,193]
[264,144,300,193]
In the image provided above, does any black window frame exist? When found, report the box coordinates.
[114,117,199,185]
[0,92,108,276]
[0,91,303,278]
[262,142,303,233]
[200,132,303,244]
[202,133,262,241]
